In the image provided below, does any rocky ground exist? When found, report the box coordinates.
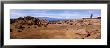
[10,16,101,39]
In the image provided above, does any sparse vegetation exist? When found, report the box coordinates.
[10,16,101,39]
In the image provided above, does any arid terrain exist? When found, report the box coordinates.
[10,16,101,39]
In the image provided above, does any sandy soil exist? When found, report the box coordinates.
[10,19,101,39]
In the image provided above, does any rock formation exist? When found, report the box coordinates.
[10,16,49,27]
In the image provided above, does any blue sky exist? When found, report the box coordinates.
[10,9,101,19]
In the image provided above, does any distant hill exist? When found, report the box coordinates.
[10,16,65,22]
[36,17,65,22]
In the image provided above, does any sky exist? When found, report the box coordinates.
[10,9,101,19]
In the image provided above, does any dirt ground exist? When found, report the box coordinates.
[10,19,101,39]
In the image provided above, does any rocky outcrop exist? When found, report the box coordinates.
[10,16,49,27]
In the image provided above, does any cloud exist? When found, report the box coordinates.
[10,9,101,19]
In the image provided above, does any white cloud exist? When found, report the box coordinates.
[11,11,82,19]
